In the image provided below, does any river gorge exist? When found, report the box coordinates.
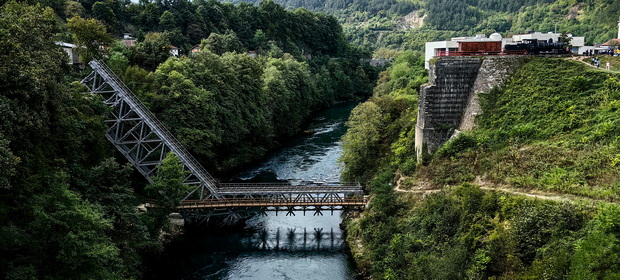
[148,102,360,279]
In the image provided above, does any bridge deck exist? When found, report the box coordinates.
[179,196,368,209]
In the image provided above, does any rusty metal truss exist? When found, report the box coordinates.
[81,60,219,199]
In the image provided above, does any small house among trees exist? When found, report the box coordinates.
[55,41,80,65]
[170,45,179,56]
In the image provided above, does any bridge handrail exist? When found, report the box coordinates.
[218,182,360,187]
[179,196,368,208]
[218,189,363,195]
[88,60,220,196]
[436,50,527,57]
[183,197,367,202]
[217,185,363,195]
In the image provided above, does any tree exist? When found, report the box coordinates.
[91,1,119,32]
[159,10,176,31]
[106,42,131,76]
[263,56,318,137]
[130,32,172,71]
[200,30,245,55]
[145,152,190,234]
[138,2,160,31]
[0,1,66,156]
[63,0,85,18]
[340,101,384,181]
[0,136,19,189]
[252,29,268,51]
[67,16,112,62]
[146,152,190,208]
[0,3,154,278]
[559,31,573,50]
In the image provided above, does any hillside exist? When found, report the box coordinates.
[341,56,620,278]
[224,0,620,52]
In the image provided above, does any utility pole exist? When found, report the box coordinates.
[617,16,620,39]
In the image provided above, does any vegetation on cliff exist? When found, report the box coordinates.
[347,180,620,279]
[0,3,161,278]
[342,56,620,278]
[341,51,426,182]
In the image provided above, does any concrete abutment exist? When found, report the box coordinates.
[415,56,529,161]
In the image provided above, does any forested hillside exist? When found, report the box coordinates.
[52,0,379,172]
[227,0,620,53]
[0,0,377,278]
[0,3,159,278]
[341,54,620,278]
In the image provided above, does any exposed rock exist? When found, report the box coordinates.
[396,10,426,30]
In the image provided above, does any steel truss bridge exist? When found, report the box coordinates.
[81,60,366,223]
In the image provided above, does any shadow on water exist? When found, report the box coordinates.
[146,102,360,280]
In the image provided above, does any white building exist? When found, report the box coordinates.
[170,45,179,57]
[55,42,80,65]
[424,33,502,69]
[424,41,458,69]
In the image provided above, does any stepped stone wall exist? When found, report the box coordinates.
[415,56,528,161]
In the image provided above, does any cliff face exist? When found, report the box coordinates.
[415,56,528,160]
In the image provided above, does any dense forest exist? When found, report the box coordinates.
[0,0,377,278]
[233,0,620,53]
[341,54,620,278]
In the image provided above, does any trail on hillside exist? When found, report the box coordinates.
[394,175,618,205]
[566,56,619,73]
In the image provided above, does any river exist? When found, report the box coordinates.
[150,102,360,279]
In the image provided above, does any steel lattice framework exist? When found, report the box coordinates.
[82,60,366,223]
[81,60,219,200]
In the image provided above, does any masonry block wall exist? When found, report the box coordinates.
[415,56,528,161]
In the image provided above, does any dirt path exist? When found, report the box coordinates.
[473,177,567,202]
[394,177,564,201]
[393,183,441,194]
[566,56,618,73]
[394,175,617,205]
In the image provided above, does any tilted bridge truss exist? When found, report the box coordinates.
[81,60,219,200]
[81,60,366,219]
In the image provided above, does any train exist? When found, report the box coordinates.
[503,39,570,55]
[437,39,570,57]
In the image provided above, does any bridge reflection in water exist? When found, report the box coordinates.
[243,227,345,251]
[171,224,352,278]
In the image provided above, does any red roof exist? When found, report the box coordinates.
[602,39,620,46]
